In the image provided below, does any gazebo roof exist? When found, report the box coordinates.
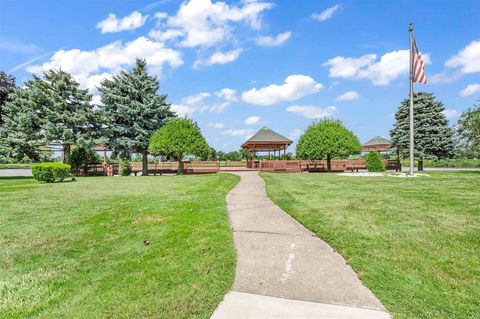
[362,136,391,147]
[241,126,292,151]
[243,126,292,144]
[362,136,392,152]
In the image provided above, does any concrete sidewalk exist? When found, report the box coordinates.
[211,171,390,319]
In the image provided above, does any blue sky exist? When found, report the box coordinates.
[1,0,479,152]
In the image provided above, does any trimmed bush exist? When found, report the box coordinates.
[366,151,386,172]
[119,159,132,176]
[32,163,71,182]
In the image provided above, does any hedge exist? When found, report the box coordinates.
[32,163,71,182]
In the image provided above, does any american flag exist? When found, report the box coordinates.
[412,38,427,84]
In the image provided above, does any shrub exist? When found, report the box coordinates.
[32,163,71,182]
[119,159,132,176]
[366,151,386,172]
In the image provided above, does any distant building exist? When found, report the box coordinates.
[362,136,392,153]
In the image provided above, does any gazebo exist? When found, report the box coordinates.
[241,126,293,168]
[362,136,392,152]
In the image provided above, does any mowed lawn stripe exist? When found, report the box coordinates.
[0,174,239,319]
[261,171,480,319]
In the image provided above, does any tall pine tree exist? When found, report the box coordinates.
[390,92,454,170]
[99,58,174,175]
[28,70,97,164]
[0,88,44,162]
[0,71,17,126]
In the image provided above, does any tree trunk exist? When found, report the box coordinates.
[177,155,183,175]
[418,158,424,171]
[396,149,401,172]
[142,149,148,176]
[327,155,332,172]
[63,144,71,164]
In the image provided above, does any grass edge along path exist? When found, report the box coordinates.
[261,172,480,319]
[0,174,240,319]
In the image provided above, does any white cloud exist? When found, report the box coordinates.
[324,54,377,78]
[288,128,302,141]
[312,4,340,21]
[245,116,260,125]
[177,90,231,114]
[460,83,480,97]
[97,11,148,33]
[323,50,430,86]
[182,92,211,105]
[171,104,196,117]
[150,0,274,48]
[443,109,460,119]
[193,48,243,68]
[215,88,238,102]
[446,40,480,74]
[27,36,183,91]
[91,94,102,106]
[255,31,291,47]
[209,101,230,112]
[222,129,255,137]
[149,29,184,42]
[208,122,224,128]
[337,90,360,101]
[286,105,336,119]
[242,74,323,106]
[83,72,112,94]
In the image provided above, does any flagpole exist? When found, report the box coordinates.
[409,23,415,176]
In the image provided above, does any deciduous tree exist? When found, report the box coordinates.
[296,119,361,171]
[148,118,210,175]
[457,102,480,155]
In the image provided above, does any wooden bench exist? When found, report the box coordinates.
[385,159,401,171]
[130,162,143,176]
[346,160,367,172]
[184,161,220,174]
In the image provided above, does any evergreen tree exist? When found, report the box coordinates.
[296,119,361,172]
[99,58,174,175]
[0,71,17,126]
[27,70,97,164]
[390,92,454,170]
[0,88,44,162]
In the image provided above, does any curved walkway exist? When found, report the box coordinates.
[211,172,390,319]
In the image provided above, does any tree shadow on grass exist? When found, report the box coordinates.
[0,176,33,180]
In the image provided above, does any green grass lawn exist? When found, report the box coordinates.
[0,174,239,319]
[262,172,480,319]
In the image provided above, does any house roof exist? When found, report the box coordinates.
[242,126,292,145]
[362,136,392,146]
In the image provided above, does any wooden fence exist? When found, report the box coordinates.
[80,159,400,176]
[260,160,301,173]
[260,159,400,173]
